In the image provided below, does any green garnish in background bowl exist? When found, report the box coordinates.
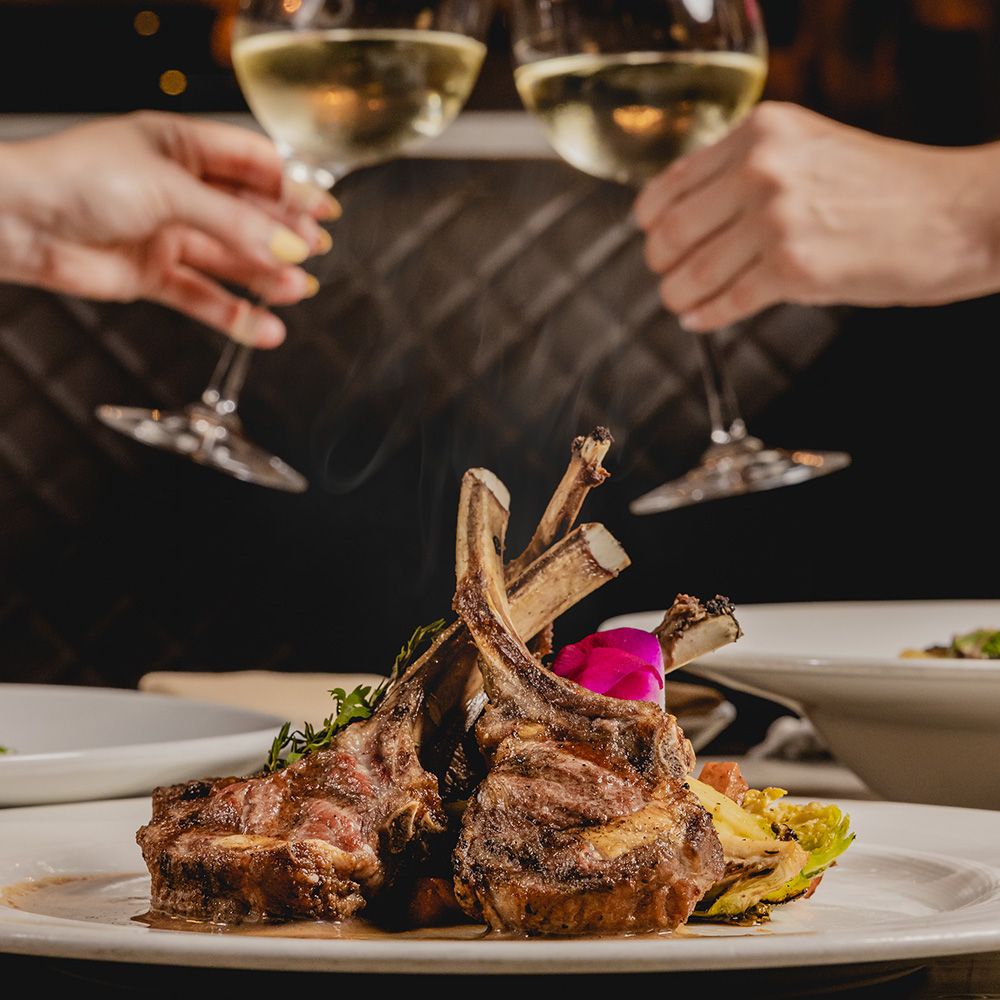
[902,627,1000,659]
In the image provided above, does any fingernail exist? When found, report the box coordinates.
[318,192,342,220]
[678,311,705,332]
[269,227,310,265]
[302,274,320,299]
[314,228,333,254]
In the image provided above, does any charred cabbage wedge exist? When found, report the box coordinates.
[689,778,854,922]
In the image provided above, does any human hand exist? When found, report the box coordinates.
[635,102,1000,330]
[0,112,340,347]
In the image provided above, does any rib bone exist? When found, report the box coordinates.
[655,594,743,673]
[505,426,612,582]
[428,428,615,781]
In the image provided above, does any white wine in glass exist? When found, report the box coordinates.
[511,0,849,513]
[232,28,487,180]
[97,2,491,492]
[515,50,766,185]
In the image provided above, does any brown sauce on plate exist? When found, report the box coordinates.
[1,874,769,940]
[1,874,484,939]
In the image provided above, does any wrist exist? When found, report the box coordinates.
[944,144,1000,296]
[0,141,52,287]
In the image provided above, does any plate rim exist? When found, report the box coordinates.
[0,683,285,763]
[2,797,1000,974]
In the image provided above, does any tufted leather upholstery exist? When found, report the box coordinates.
[0,157,838,688]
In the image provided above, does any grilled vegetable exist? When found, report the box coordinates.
[690,777,854,922]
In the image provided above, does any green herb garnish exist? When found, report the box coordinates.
[387,619,448,688]
[0,745,8,755]
[263,618,447,773]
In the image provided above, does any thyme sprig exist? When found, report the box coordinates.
[263,618,447,773]
[384,618,448,692]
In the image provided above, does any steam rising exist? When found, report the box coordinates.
[305,157,673,578]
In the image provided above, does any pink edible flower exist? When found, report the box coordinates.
[552,627,664,707]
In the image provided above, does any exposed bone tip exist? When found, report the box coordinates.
[572,426,614,454]
[656,594,742,672]
[580,523,631,574]
[704,594,736,617]
[466,468,510,512]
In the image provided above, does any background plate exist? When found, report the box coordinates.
[0,685,282,806]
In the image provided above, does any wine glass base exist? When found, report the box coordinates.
[629,441,851,515]
[96,404,308,493]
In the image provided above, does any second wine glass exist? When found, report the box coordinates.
[98,0,494,492]
[510,0,850,514]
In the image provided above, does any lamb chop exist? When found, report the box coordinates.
[136,496,627,923]
[452,469,727,935]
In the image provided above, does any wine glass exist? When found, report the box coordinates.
[509,0,851,514]
[97,0,494,492]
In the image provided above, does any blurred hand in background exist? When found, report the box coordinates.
[0,112,339,347]
[636,101,1000,331]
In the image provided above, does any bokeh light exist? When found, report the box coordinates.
[159,69,188,96]
[133,10,159,36]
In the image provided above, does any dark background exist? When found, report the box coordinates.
[0,1,998,753]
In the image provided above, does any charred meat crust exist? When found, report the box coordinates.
[148,832,366,923]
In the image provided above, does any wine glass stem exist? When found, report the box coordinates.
[196,161,343,421]
[695,330,748,446]
[201,340,252,416]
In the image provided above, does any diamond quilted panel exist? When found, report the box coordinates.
[0,159,840,689]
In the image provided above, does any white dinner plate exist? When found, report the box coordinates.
[600,601,1000,809]
[0,685,283,807]
[1,796,999,974]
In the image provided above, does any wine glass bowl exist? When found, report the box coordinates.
[231,1,491,189]
[96,0,493,491]
[510,0,851,514]
[512,0,766,187]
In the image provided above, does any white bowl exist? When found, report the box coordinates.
[600,601,1000,810]
[0,684,284,806]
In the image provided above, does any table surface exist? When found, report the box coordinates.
[0,950,996,996]
[2,758,997,996]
